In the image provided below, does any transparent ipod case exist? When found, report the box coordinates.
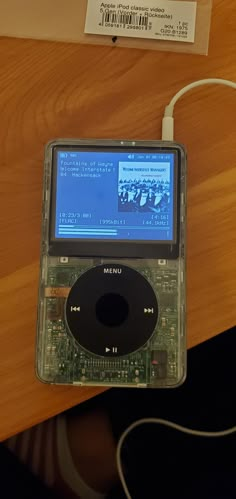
[36,140,186,388]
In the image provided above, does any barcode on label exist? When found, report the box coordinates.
[101,10,148,28]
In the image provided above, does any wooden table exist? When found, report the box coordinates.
[0,0,235,442]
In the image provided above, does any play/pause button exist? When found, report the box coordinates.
[105,347,118,354]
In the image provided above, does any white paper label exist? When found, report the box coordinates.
[85,0,197,43]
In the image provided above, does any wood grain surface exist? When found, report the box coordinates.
[0,0,236,441]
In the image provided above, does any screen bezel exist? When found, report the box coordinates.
[48,144,181,259]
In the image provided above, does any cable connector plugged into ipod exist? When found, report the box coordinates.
[162,78,236,141]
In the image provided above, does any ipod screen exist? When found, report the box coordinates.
[54,150,176,242]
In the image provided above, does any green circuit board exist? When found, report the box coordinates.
[37,259,181,387]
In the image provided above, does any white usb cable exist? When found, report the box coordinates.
[116,418,236,499]
[162,78,236,141]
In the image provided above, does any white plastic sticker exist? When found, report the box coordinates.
[85,0,197,43]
